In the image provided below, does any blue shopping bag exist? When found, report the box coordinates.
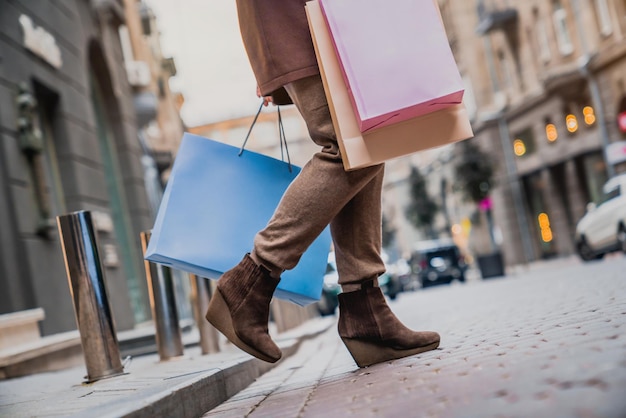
[145,132,331,305]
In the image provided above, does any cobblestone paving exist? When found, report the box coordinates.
[203,256,626,418]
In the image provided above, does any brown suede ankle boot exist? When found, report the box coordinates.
[338,284,440,367]
[205,254,282,363]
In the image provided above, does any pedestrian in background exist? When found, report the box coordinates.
[205,0,440,368]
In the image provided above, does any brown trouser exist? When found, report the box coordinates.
[253,75,386,286]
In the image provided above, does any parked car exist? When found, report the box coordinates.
[377,269,402,300]
[316,250,401,316]
[378,250,402,300]
[392,258,420,292]
[409,239,467,288]
[575,174,626,261]
[317,253,340,316]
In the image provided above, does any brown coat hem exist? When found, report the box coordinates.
[236,0,319,96]
[260,66,320,97]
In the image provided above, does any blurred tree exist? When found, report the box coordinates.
[405,166,439,238]
[454,139,497,249]
[455,139,495,202]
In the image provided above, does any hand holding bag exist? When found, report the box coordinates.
[145,105,332,305]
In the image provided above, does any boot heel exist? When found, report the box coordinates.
[341,337,440,368]
[206,289,281,363]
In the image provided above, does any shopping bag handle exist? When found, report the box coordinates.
[239,102,292,172]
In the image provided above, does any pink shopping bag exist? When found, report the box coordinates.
[319,0,464,133]
[307,0,473,170]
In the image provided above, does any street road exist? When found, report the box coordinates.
[203,255,626,418]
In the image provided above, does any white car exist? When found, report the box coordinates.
[575,173,626,261]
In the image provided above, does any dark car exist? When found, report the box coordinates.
[317,253,340,316]
[409,240,467,288]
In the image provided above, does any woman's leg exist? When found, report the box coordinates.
[252,75,384,279]
[207,74,439,367]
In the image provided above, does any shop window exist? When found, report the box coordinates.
[537,213,554,243]
[523,173,556,258]
[552,0,574,55]
[581,152,608,204]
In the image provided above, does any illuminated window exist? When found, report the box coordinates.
[583,106,596,125]
[546,123,559,142]
[566,114,578,133]
[513,127,535,157]
[538,213,553,243]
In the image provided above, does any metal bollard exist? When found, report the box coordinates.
[56,210,125,383]
[140,231,184,361]
[189,274,220,354]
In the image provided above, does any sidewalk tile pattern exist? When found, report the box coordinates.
[204,256,626,418]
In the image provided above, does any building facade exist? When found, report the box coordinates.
[0,0,181,335]
[436,0,626,265]
[190,0,626,270]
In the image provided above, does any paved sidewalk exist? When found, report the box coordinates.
[0,316,334,418]
[204,256,626,418]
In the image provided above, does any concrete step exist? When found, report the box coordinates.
[0,308,45,350]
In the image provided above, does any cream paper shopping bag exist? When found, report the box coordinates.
[306,0,474,171]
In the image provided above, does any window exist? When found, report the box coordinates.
[118,25,134,62]
[498,50,515,90]
[581,152,608,204]
[552,0,574,55]
[514,127,536,157]
[523,172,556,256]
[537,16,552,63]
[583,106,596,126]
[545,119,559,143]
[34,85,66,218]
[594,0,613,36]
[562,106,580,135]
[600,185,621,204]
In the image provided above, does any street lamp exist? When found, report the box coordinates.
[480,34,535,265]
[571,0,616,179]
